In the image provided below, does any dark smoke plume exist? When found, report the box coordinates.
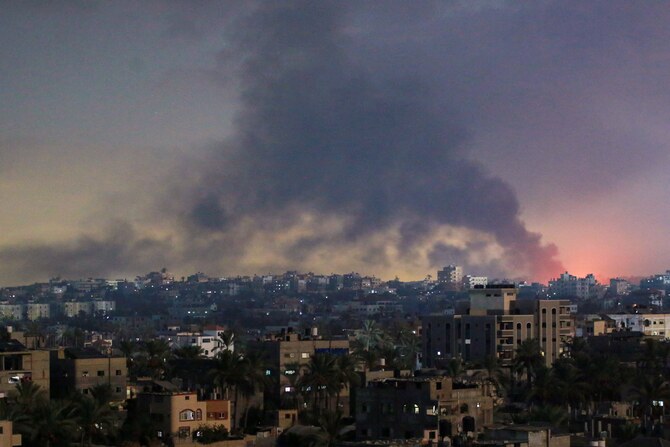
[183,2,563,280]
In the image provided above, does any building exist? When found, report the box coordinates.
[548,272,601,299]
[0,420,21,446]
[476,425,570,447]
[355,375,494,443]
[26,302,51,321]
[0,304,24,321]
[423,285,574,368]
[438,265,463,289]
[463,276,488,290]
[606,313,670,339]
[136,385,231,443]
[0,340,50,395]
[248,328,350,416]
[158,328,229,358]
[50,348,127,401]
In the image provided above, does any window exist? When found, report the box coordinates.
[195,409,202,420]
[116,387,122,393]
[178,427,190,438]
[179,410,195,421]
[82,371,89,377]
[285,414,292,419]
[436,382,442,390]
[185,395,190,400]
[115,370,122,376]
[97,370,105,377]
[301,352,310,359]
[202,338,211,343]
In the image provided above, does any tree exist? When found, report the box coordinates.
[208,350,248,431]
[174,345,204,360]
[334,354,360,410]
[24,400,78,447]
[513,339,544,389]
[299,353,338,418]
[141,339,172,379]
[631,371,670,432]
[357,320,385,352]
[240,351,270,430]
[74,395,117,446]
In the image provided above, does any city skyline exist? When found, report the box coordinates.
[3,2,670,285]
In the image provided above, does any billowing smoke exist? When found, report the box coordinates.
[181,2,563,281]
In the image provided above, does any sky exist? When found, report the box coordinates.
[2,1,670,286]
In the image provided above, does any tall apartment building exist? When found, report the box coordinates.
[548,272,600,299]
[437,265,463,289]
[422,285,574,368]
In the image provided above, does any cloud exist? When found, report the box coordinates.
[176,1,563,281]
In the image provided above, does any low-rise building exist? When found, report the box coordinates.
[136,389,231,442]
[0,340,50,396]
[50,348,127,401]
[356,375,494,443]
[0,420,22,446]
[477,425,570,447]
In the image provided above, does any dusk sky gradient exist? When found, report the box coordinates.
[2,1,670,286]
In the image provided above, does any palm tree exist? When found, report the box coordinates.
[89,384,113,406]
[299,353,338,417]
[631,372,670,432]
[240,351,270,430]
[219,329,236,353]
[119,340,137,377]
[208,350,248,430]
[174,345,204,360]
[445,357,465,378]
[316,409,345,447]
[11,380,48,411]
[513,339,544,389]
[141,339,172,379]
[74,395,117,446]
[396,331,421,371]
[354,349,379,372]
[334,354,360,411]
[25,400,78,447]
[357,320,385,352]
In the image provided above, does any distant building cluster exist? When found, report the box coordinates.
[0,265,670,445]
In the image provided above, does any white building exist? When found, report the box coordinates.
[159,329,231,358]
[606,313,670,338]
[26,303,51,321]
[462,275,488,290]
[0,304,24,320]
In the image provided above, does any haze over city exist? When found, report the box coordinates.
[3,1,670,286]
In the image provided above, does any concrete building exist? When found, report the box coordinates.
[423,285,574,368]
[50,348,127,401]
[0,304,24,321]
[60,301,94,318]
[606,313,670,339]
[438,265,463,289]
[0,420,21,446]
[0,340,50,396]
[356,375,494,443]
[548,272,600,299]
[476,425,570,447]
[463,276,488,290]
[158,329,228,358]
[248,328,350,415]
[26,302,51,321]
[136,388,231,442]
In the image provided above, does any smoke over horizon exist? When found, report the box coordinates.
[175,2,563,281]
